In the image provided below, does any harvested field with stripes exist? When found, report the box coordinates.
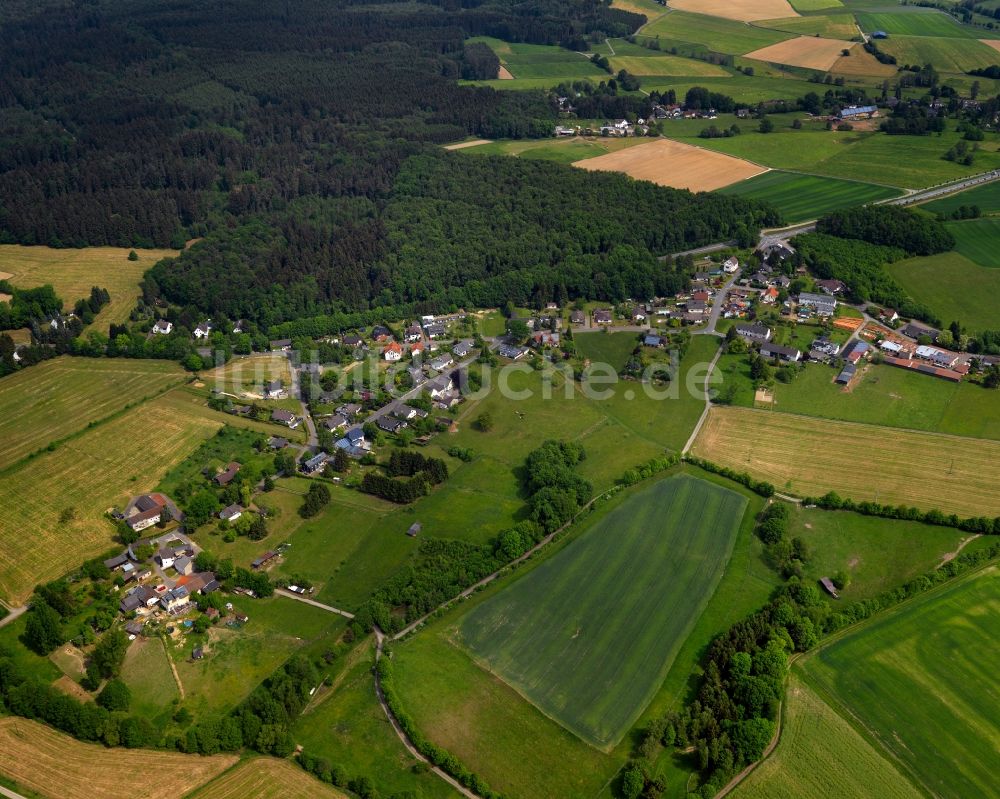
[0,717,236,799]
[690,406,1000,517]
[668,0,798,22]
[187,757,347,799]
[745,36,855,70]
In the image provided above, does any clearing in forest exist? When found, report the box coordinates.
[690,405,1000,518]
[457,474,747,748]
[0,717,237,799]
[573,138,766,191]
[745,36,855,70]
[667,0,798,22]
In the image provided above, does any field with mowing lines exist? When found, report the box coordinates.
[887,251,1000,332]
[732,676,922,799]
[573,137,767,191]
[120,638,181,723]
[0,357,185,470]
[922,179,1000,215]
[202,352,293,394]
[690,406,1000,516]
[0,717,237,799]
[803,568,1000,799]
[856,10,977,37]
[788,0,842,9]
[467,36,605,82]
[0,244,175,330]
[188,758,347,799]
[641,11,794,54]
[878,35,1000,73]
[457,475,747,748]
[757,13,859,39]
[721,170,899,222]
[667,0,798,22]
[946,217,1000,267]
[0,391,224,604]
[745,36,856,70]
[608,54,730,76]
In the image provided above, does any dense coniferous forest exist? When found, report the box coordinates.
[0,0,776,326]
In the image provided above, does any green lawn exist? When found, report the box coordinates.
[887,251,1000,333]
[641,11,794,54]
[457,474,747,748]
[946,217,1000,267]
[574,330,639,371]
[878,35,1000,74]
[732,675,922,799]
[921,179,1000,216]
[803,567,1000,799]
[720,170,900,223]
[120,638,180,724]
[856,10,979,37]
[788,505,986,600]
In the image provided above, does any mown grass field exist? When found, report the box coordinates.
[946,217,1000,267]
[573,330,640,371]
[732,675,922,799]
[0,717,236,799]
[202,352,293,394]
[457,475,747,748]
[878,34,1000,73]
[788,505,987,600]
[757,13,860,39]
[609,53,731,76]
[120,637,181,724]
[803,567,1000,799]
[720,170,900,222]
[466,36,606,83]
[886,251,1000,333]
[0,357,185,470]
[641,11,794,53]
[0,390,224,605]
[459,135,651,165]
[856,10,977,37]
[186,758,347,799]
[691,405,1000,516]
[922,179,1000,216]
[0,244,175,330]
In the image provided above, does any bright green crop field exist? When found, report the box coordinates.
[922,179,1000,216]
[856,10,978,37]
[878,35,1000,74]
[887,251,1000,333]
[457,474,747,748]
[641,11,793,54]
[720,170,900,223]
[946,217,1000,267]
[803,567,1000,799]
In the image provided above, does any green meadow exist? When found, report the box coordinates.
[641,11,793,54]
[856,9,978,37]
[922,179,1000,216]
[721,170,900,223]
[803,567,1000,799]
[946,217,1000,267]
[887,251,1000,333]
[573,329,640,371]
[879,35,1000,73]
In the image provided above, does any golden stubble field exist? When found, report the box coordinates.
[0,717,237,799]
[0,244,175,329]
[187,757,348,799]
[573,138,768,191]
[691,406,1000,517]
[745,36,857,70]
[669,0,798,22]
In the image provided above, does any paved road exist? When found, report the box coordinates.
[0,785,30,799]
[0,603,26,630]
[274,588,355,619]
[681,340,726,455]
[692,266,742,337]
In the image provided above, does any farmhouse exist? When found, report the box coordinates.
[797,292,837,316]
[734,323,772,342]
[152,319,173,335]
[760,343,801,363]
[270,409,300,428]
[263,380,286,399]
[219,503,243,522]
[214,461,241,486]
[161,586,191,613]
[125,493,168,531]
[915,345,959,368]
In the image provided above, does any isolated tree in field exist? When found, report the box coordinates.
[758,116,774,134]
[300,482,331,518]
[475,411,494,432]
[91,627,129,678]
[127,250,138,261]
[23,600,64,655]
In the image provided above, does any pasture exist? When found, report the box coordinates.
[788,0,842,9]
[690,405,1000,516]
[886,251,1000,333]
[0,244,175,330]
[732,676,922,799]
[856,10,977,37]
[758,13,860,39]
[573,330,639,371]
[0,390,223,605]
[202,352,293,396]
[0,357,185,470]
[745,36,857,70]
[921,179,1000,216]
[946,217,1000,267]
[120,637,181,722]
[640,11,794,54]
[608,54,730,76]
[803,567,1000,799]
[0,717,236,799]
[457,475,747,748]
[878,35,1000,74]
[720,170,900,222]
[573,137,767,191]
[466,36,605,83]
[186,758,347,799]
[666,0,799,22]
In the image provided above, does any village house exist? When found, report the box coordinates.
[219,503,244,522]
[268,436,289,449]
[394,404,428,420]
[323,414,347,433]
[452,340,474,358]
[734,323,772,343]
[593,309,613,325]
[880,340,905,355]
[125,493,168,532]
[497,343,528,360]
[263,379,287,399]
[371,325,392,342]
[119,585,159,614]
[214,461,241,486]
[377,416,407,434]
[532,330,560,348]
[879,308,900,325]
[570,310,586,326]
[809,338,840,362]
[760,343,801,363]
[193,321,212,339]
[301,453,328,475]
[815,279,846,295]
[336,402,363,419]
[429,353,454,372]
[404,323,423,343]
[152,319,173,335]
[232,319,248,334]
[846,341,870,364]
[342,334,364,349]
[759,286,780,305]
[900,322,938,341]
[336,425,370,457]
[410,340,425,357]
[423,322,446,339]
[722,256,739,274]
[161,586,191,613]
[426,374,455,398]
[383,341,403,362]
[631,307,647,323]
[270,408,301,429]
[174,555,194,576]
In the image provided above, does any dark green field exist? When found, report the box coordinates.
[457,474,747,748]
[803,567,1000,799]
[946,217,1000,267]
[720,170,900,223]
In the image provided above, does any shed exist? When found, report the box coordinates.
[407,522,422,537]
